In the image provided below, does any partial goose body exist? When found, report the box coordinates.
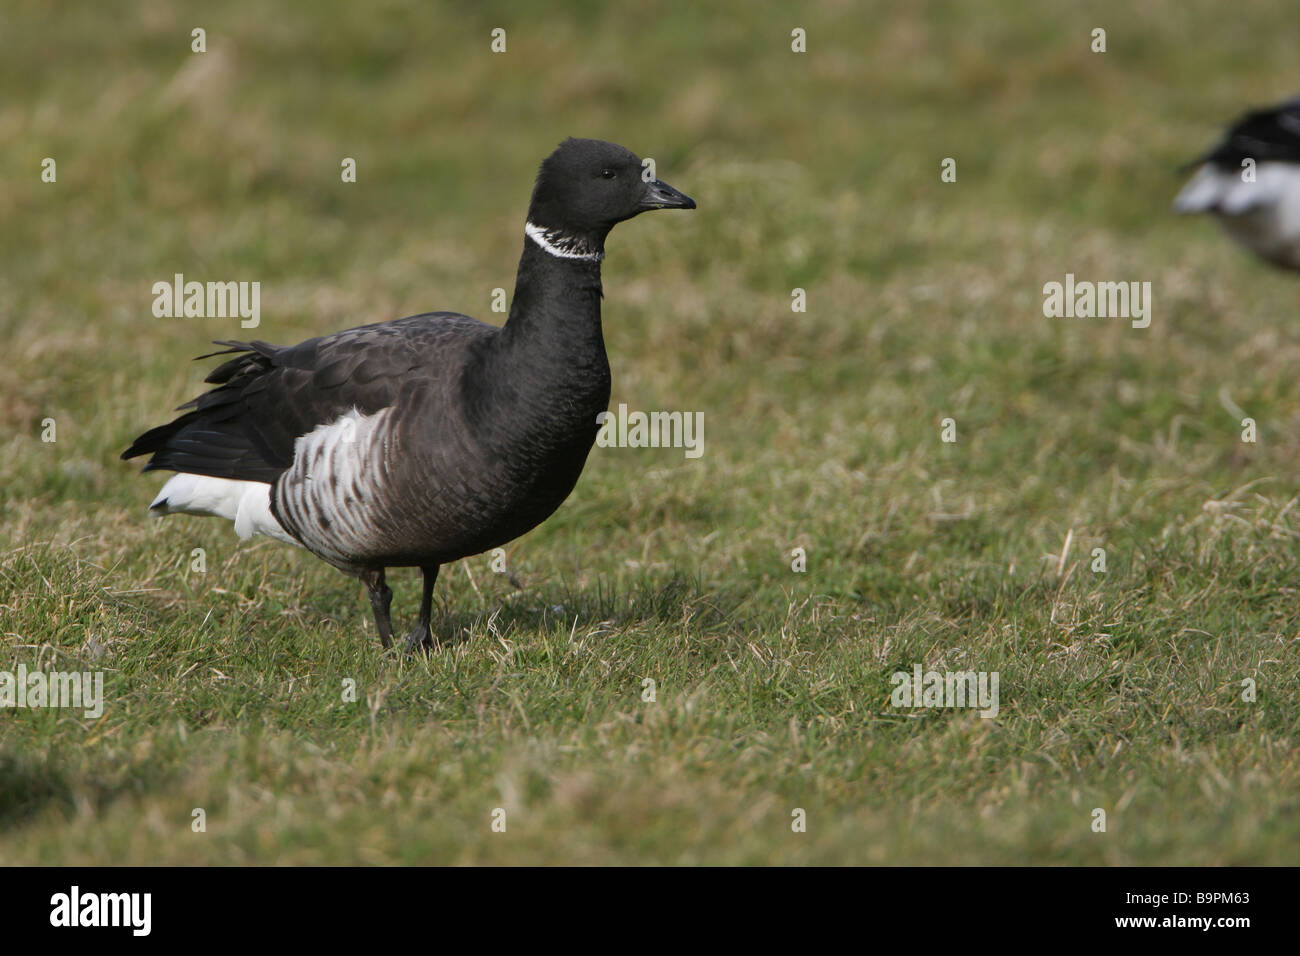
[123,138,696,649]
[1174,95,1300,272]
[139,304,604,573]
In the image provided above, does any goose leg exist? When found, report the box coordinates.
[361,568,394,649]
[404,564,441,653]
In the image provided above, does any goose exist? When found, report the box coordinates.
[122,137,696,650]
[1173,95,1300,272]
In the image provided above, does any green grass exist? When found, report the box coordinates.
[2,0,1299,864]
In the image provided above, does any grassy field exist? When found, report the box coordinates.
[2,0,1299,864]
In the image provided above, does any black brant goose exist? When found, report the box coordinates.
[1173,95,1300,272]
[122,137,696,650]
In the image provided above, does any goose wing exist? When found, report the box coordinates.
[121,312,495,483]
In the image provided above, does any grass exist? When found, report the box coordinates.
[1,0,1299,864]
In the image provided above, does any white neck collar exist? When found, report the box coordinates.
[525,221,604,262]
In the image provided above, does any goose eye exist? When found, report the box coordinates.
[600,168,616,179]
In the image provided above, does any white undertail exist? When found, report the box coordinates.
[1174,161,1300,269]
[150,474,299,546]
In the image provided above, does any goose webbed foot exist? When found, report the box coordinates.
[403,621,434,653]
[361,568,394,649]
[402,563,441,654]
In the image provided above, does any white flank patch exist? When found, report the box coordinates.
[525,221,604,261]
[274,407,395,565]
[150,474,299,546]
[1174,162,1300,269]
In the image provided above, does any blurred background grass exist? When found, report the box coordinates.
[1,0,1298,864]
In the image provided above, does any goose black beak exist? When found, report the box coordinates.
[639,179,697,210]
